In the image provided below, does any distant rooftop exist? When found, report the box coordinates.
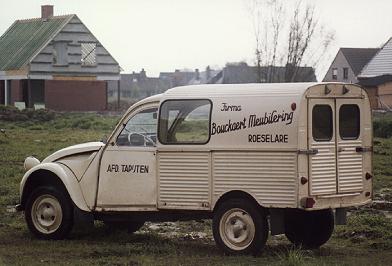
[359,38,392,77]
[340,48,380,76]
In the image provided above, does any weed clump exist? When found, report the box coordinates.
[277,247,308,266]
[0,105,55,122]
[335,210,392,249]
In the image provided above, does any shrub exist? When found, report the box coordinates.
[0,105,55,122]
[374,119,392,138]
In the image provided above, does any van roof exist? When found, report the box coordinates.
[135,82,362,108]
[163,82,318,98]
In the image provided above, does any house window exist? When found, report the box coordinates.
[81,43,96,66]
[53,42,68,66]
[343,68,348,80]
[332,68,338,80]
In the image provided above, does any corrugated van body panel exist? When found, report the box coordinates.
[337,139,363,193]
[310,141,337,195]
[212,151,297,207]
[158,152,210,209]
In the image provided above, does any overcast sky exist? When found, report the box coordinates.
[1,0,392,80]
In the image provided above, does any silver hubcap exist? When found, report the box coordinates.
[219,208,255,250]
[31,194,63,234]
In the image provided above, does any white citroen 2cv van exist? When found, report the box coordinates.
[17,82,372,255]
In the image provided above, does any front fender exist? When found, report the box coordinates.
[20,162,90,212]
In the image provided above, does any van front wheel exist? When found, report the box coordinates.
[212,199,268,255]
[25,186,73,240]
[285,209,334,249]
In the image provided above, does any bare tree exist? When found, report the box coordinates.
[248,0,335,82]
[248,0,285,82]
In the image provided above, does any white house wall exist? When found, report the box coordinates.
[323,50,357,83]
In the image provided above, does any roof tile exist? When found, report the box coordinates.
[0,15,72,71]
[359,38,392,77]
[340,48,379,75]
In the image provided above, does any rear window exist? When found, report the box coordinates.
[158,99,211,144]
[312,105,333,141]
[339,104,360,140]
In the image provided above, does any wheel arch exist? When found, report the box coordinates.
[212,190,264,213]
[20,163,90,212]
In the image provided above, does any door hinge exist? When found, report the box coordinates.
[298,149,318,155]
[355,146,372,153]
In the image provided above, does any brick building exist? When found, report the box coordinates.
[0,5,120,111]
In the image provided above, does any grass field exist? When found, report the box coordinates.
[0,109,392,265]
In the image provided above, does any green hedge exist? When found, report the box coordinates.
[373,119,392,138]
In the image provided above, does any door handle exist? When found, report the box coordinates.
[338,147,345,152]
[356,146,372,153]
[298,149,318,155]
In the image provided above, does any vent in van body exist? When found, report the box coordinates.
[337,139,363,193]
[158,152,210,209]
[309,141,337,195]
[212,151,297,207]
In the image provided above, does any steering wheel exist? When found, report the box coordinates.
[127,132,155,146]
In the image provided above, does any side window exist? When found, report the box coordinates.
[159,100,211,144]
[339,104,360,140]
[53,42,68,66]
[343,67,348,80]
[312,105,333,141]
[81,42,96,66]
[332,68,338,80]
[117,108,157,146]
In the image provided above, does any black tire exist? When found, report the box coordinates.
[104,221,145,233]
[212,198,269,255]
[284,209,334,249]
[25,186,73,240]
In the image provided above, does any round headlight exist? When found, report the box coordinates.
[24,156,40,171]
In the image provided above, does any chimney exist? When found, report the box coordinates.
[41,5,54,19]
[140,68,146,79]
[206,66,211,81]
[195,69,200,80]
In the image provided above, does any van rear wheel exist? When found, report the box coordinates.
[285,209,334,249]
[212,198,268,255]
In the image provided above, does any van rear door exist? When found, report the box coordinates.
[308,98,364,195]
[336,99,363,193]
[308,99,337,195]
